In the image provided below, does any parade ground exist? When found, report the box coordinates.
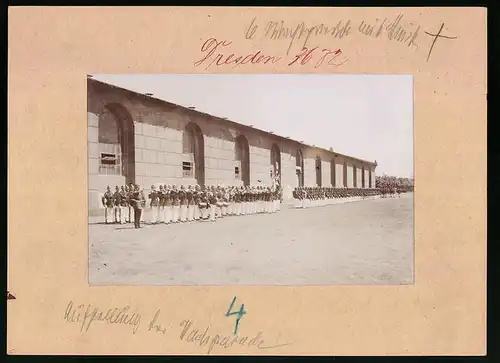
[88,192,414,286]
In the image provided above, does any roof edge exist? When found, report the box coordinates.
[87,77,378,167]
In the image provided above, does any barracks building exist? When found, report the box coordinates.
[87,78,378,213]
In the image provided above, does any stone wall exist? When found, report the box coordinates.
[87,79,378,213]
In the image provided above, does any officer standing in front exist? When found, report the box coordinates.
[131,184,145,229]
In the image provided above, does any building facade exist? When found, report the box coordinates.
[88,78,377,213]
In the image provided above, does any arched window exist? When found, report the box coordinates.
[235,135,250,186]
[296,149,304,187]
[97,103,135,184]
[182,125,195,179]
[315,156,322,187]
[235,141,243,161]
[270,143,281,184]
[182,127,195,154]
[183,123,205,185]
[331,158,336,187]
[343,162,348,187]
[98,108,122,175]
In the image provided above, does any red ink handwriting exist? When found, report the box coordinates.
[288,46,318,66]
[288,47,348,68]
[194,38,347,69]
[315,48,348,68]
[194,38,281,70]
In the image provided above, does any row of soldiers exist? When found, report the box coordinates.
[292,186,387,208]
[380,187,403,198]
[101,184,146,228]
[102,183,283,228]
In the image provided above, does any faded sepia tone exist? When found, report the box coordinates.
[87,74,413,287]
[8,7,486,355]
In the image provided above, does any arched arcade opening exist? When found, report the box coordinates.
[183,122,205,186]
[343,162,348,187]
[296,149,304,187]
[315,156,322,187]
[235,135,250,186]
[270,143,281,185]
[331,158,336,187]
[362,166,366,188]
[98,103,135,185]
[353,165,357,188]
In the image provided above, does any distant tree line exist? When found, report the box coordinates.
[375,174,414,192]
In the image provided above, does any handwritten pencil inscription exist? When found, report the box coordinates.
[64,301,142,334]
[62,300,292,354]
[195,13,458,68]
[148,309,169,335]
[424,23,458,62]
[180,320,292,355]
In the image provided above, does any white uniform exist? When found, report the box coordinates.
[180,204,187,222]
[165,203,172,223]
[158,191,165,223]
[171,189,180,222]
[187,200,194,221]
[221,194,228,216]
[209,192,217,221]
[227,194,233,215]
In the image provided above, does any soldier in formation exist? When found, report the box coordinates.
[119,185,128,223]
[380,185,404,198]
[112,186,122,223]
[101,186,114,223]
[148,185,159,224]
[101,183,284,226]
[292,186,382,208]
[376,176,413,198]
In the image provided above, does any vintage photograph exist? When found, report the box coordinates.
[88,74,414,286]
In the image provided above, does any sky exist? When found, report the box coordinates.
[92,74,414,178]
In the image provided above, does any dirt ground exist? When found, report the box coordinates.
[88,193,414,286]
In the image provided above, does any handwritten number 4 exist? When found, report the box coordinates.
[225,296,247,336]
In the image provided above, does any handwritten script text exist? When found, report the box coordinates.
[195,13,458,68]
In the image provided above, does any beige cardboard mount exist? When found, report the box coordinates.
[8,7,486,355]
